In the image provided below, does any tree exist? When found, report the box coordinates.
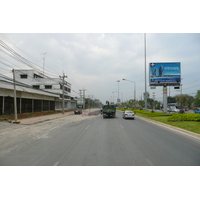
[167,96,176,104]
[194,91,200,108]
[138,100,145,108]
[174,94,194,109]
[187,95,194,109]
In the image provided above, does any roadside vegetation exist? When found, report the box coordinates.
[117,108,200,134]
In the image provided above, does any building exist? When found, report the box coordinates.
[0,69,76,115]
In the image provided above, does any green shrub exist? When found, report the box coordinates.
[117,108,172,117]
[168,113,200,122]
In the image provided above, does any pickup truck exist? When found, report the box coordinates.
[74,108,82,114]
[102,104,116,118]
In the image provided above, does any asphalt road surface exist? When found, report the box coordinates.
[0,111,200,166]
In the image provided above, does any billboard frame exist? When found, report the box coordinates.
[149,62,181,86]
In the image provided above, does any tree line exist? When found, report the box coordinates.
[119,91,200,110]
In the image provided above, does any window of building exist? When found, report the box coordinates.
[45,85,52,89]
[20,74,28,79]
[60,84,71,93]
[34,73,43,78]
[33,85,40,89]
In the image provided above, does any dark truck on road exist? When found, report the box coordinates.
[102,102,116,118]
[74,107,82,114]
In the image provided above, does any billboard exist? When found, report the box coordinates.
[149,62,181,86]
[77,97,84,105]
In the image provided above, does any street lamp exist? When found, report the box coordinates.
[117,80,120,103]
[115,91,123,103]
[122,78,136,107]
[144,33,147,110]
[112,91,115,104]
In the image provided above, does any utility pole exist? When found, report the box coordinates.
[59,73,67,114]
[79,89,82,108]
[42,53,46,77]
[12,69,18,123]
[82,89,87,109]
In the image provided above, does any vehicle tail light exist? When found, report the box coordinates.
[132,114,134,116]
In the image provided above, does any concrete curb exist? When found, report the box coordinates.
[20,109,100,125]
[20,112,74,125]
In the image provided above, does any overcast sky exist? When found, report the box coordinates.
[1,1,200,197]
[1,1,200,104]
[1,33,200,104]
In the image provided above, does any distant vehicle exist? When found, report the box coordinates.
[122,110,135,119]
[102,102,116,118]
[74,108,82,114]
[167,106,180,113]
[194,108,200,114]
[173,108,180,113]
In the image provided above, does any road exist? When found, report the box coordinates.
[0,110,200,166]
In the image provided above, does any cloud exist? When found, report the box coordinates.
[1,33,200,103]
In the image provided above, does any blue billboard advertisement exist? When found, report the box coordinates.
[149,62,181,86]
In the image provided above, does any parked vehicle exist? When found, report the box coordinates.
[173,108,180,113]
[194,108,200,114]
[167,106,180,113]
[74,108,82,114]
[102,103,116,118]
[122,110,135,119]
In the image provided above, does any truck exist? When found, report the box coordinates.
[74,107,82,114]
[102,102,116,118]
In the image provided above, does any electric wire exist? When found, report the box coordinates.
[0,37,98,101]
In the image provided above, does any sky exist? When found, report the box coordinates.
[1,1,200,105]
[1,1,200,198]
[0,33,200,104]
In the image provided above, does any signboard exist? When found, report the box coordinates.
[77,97,84,105]
[149,62,181,86]
[117,98,120,103]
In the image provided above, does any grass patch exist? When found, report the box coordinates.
[168,113,200,122]
[117,108,200,134]
[149,116,200,134]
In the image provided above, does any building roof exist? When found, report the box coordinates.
[0,79,59,98]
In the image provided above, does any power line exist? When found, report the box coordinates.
[0,38,97,101]
[0,39,58,80]
[0,34,42,66]
[0,35,61,78]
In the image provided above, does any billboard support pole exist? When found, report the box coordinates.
[163,85,167,113]
[144,33,147,110]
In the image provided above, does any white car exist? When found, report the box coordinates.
[173,108,180,113]
[122,110,135,119]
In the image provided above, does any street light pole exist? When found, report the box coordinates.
[144,33,147,110]
[115,91,123,103]
[117,80,120,103]
[122,78,136,108]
